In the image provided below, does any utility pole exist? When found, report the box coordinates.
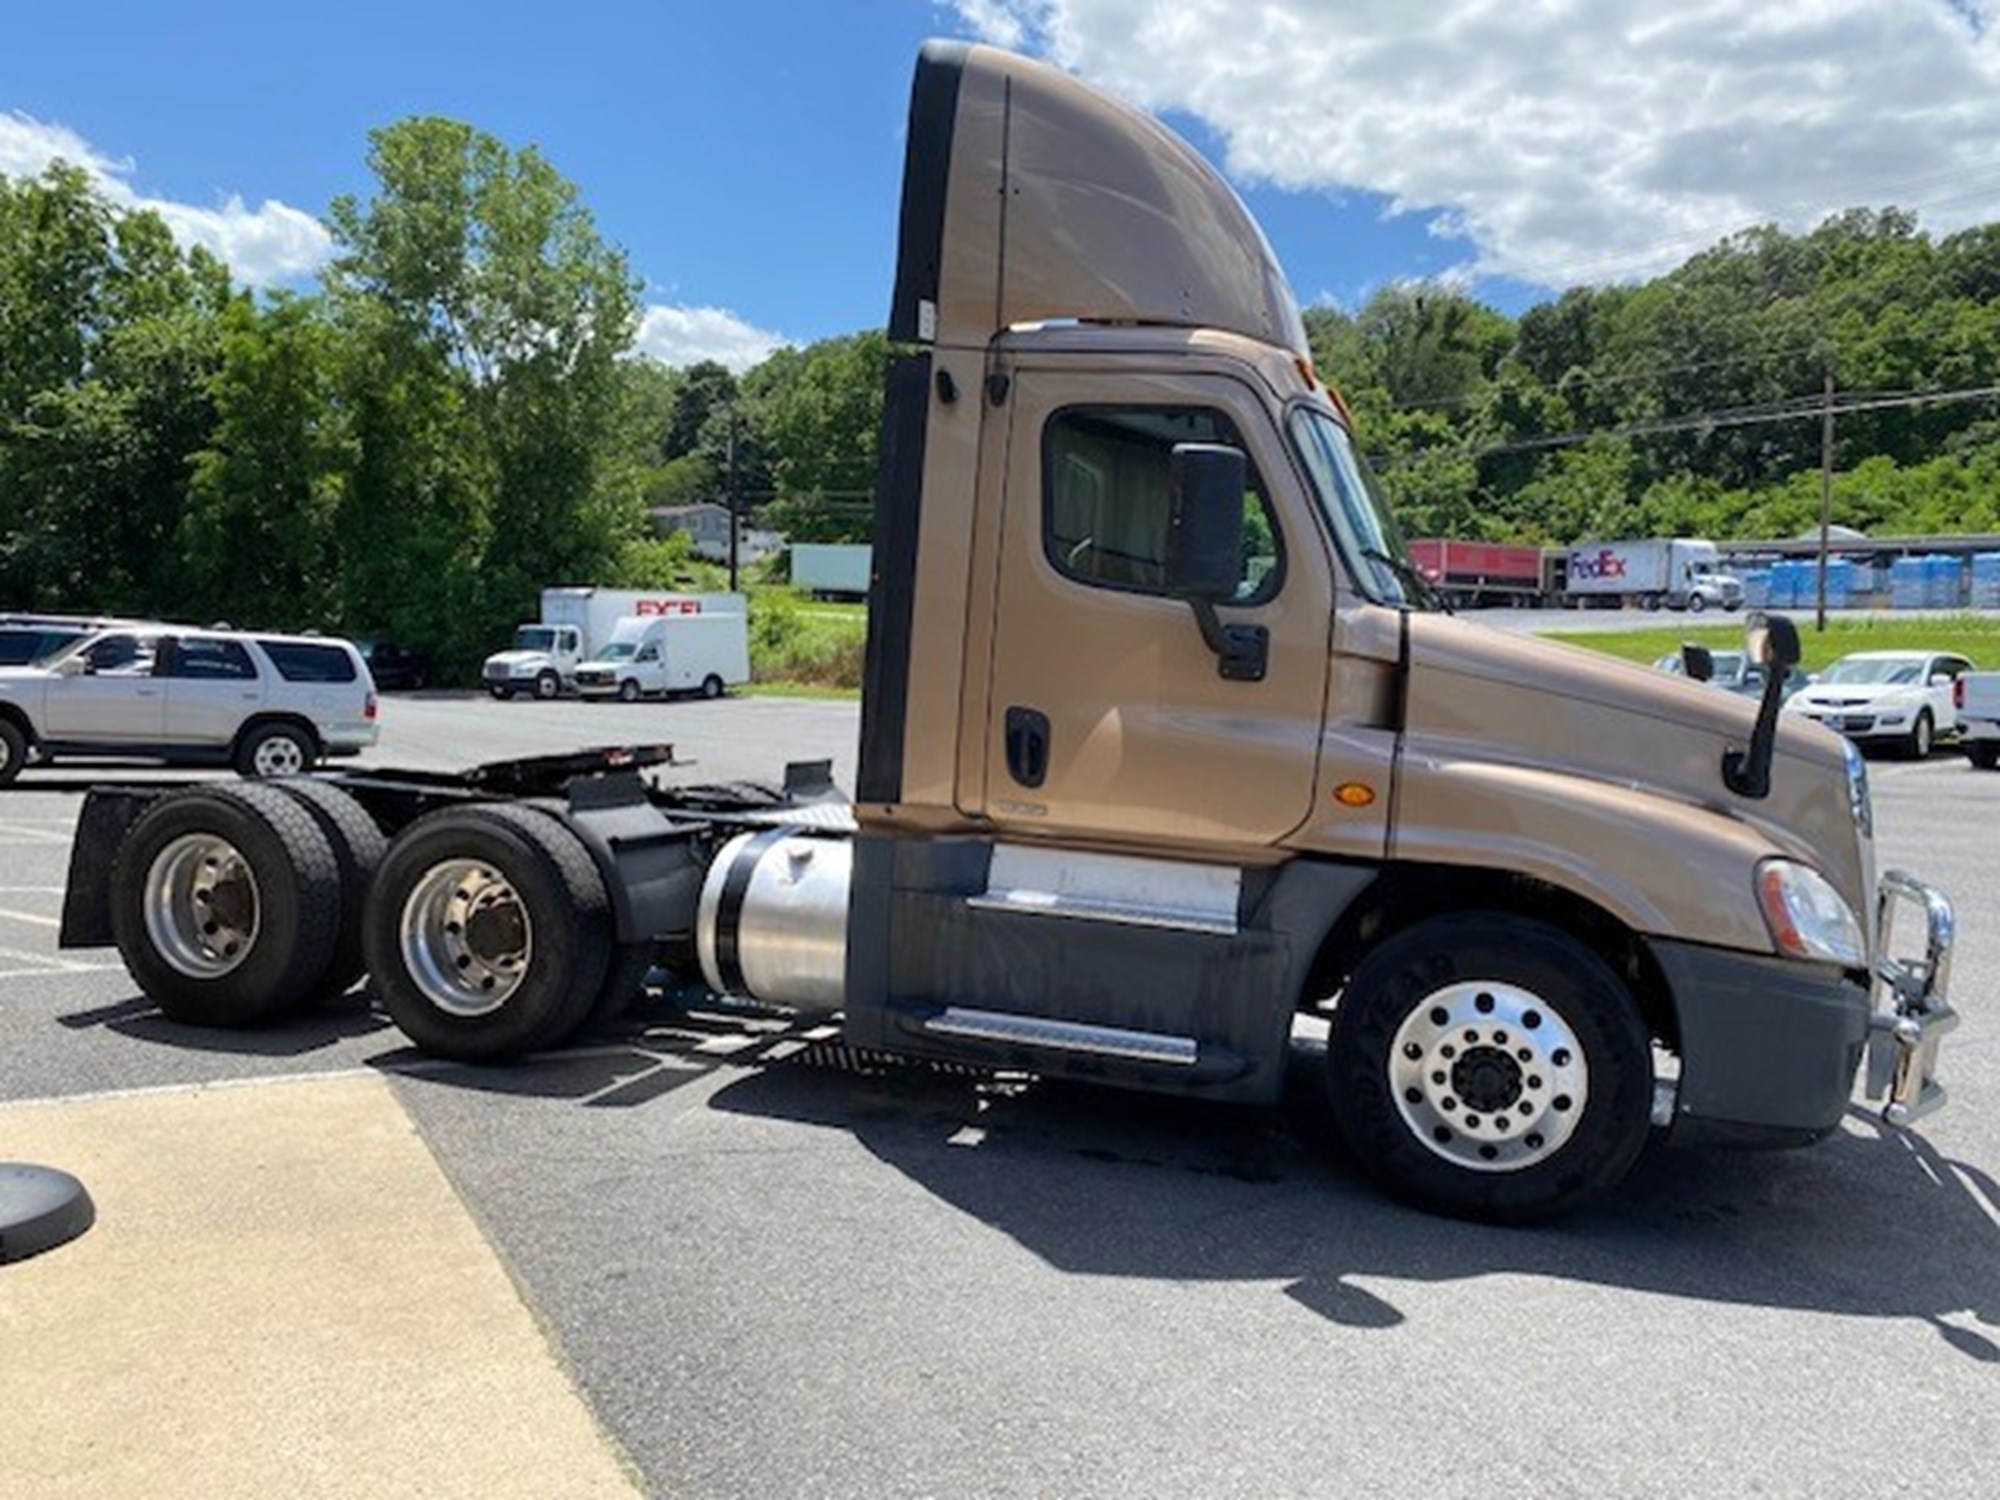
[726,410,739,594]
[1816,369,1834,633]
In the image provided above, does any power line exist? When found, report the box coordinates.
[1371,381,2000,467]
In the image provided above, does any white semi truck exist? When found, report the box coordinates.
[483,588,746,699]
[50,43,1959,1223]
[1566,538,1744,612]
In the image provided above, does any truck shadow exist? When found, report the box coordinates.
[680,1025,2000,1362]
[60,988,396,1056]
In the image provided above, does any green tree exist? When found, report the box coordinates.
[0,166,229,612]
[323,117,642,665]
[183,295,347,627]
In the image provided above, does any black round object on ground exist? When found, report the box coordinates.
[0,1163,95,1263]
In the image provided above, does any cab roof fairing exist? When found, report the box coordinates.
[889,41,1309,360]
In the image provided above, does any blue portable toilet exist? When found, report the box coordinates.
[1972,553,2000,609]
[1925,554,1961,609]
[1741,568,1770,609]
[1890,556,1927,609]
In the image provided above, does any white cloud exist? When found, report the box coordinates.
[953,1,2000,289]
[0,110,332,286]
[636,304,790,372]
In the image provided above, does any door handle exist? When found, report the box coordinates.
[1005,706,1050,788]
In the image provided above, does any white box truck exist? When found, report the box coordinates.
[483,588,747,699]
[573,613,751,702]
[1565,538,1743,612]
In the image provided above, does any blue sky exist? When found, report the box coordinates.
[6,2,1998,368]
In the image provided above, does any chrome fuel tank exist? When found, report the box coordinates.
[696,832,851,1010]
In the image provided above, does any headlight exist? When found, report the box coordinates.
[1756,859,1866,967]
[1844,740,1873,838]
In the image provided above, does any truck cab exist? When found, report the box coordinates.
[484,624,585,700]
[828,41,1954,1217]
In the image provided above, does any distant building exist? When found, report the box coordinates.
[649,502,783,564]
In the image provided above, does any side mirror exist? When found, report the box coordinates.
[57,655,88,677]
[1164,443,1246,603]
[1726,613,1801,800]
[1165,443,1265,683]
[1745,613,1801,671]
[1680,644,1715,683]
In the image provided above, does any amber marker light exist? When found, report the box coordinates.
[1333,782,1376,808]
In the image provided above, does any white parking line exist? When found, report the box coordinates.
[0,825,74,846]
[0,906,59,927]
[0,944,122,974]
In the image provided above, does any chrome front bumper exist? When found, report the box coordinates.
[1866,869,1959,1127]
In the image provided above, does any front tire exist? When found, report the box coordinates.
[489,685,515,701]
[1326,914,1654,1223]
[617,678,641,703]
[0,719,26,787]
[1688,592,1708,614]
[534,671,561,701]
[363,804,612,1061]
[110,785,343,1026]
[1907,709,1934,760]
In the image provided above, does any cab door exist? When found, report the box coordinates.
[974,369,1331,850]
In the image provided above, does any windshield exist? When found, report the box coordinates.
[598,643,637,661]
[1288,405,1417,608]
[1821,656,1925,686]
[514,627,559,652]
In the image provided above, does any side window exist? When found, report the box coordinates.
[85,633,152,676]
[1043,406,1279,604]
[169,638,258,681]
[258,641,359,684]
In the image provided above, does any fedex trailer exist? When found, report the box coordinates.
[1565,538,1743,613]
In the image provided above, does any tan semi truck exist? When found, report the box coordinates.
[54,42,1958,1221]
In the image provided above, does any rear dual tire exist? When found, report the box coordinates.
[363,804,613,1062]
[110,784,345,1027]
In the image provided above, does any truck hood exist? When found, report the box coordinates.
[1401,613,1868,913]
[484,651,552,671]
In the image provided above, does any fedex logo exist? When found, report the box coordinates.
[635,598,701,615]
[1570,548,1628,580]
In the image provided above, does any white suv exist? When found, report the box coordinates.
[0,627,380,786]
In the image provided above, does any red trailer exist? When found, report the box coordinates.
[1407,539,1552,607]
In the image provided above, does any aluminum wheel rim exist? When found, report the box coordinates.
[252,734,307,777]
[399,858,532,1017]
[1389,980,1589,1173]
[144,833,261,979]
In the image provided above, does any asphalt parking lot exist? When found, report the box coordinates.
[3,692,1998,1498]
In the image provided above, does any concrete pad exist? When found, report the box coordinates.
[0,1073,640,1499]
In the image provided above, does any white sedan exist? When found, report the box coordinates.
[1784,649,1974,758]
